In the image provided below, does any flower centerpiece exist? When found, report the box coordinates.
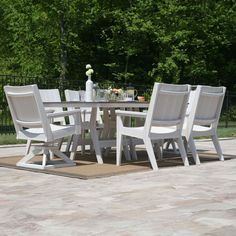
[85,64,94,101]
[85,64,94,78]
[107,86,124,100]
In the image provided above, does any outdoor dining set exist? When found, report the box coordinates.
[4,83,226,171]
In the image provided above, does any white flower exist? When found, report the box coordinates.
[86,68,94,77]
[106,87,123,95]
[86,64,92,69]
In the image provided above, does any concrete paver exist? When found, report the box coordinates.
[0,138,236,235]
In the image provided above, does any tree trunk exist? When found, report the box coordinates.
[59,1,67,80]
[124,55,129,84]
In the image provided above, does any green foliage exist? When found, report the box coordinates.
[0,0,235,88]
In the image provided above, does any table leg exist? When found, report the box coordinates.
[101,108,110,139]
[90,107,103,164]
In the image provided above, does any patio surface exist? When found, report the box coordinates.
[0,138,236,235]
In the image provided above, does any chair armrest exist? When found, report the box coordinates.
[45,109,55,114]
[115,110,147,118]
[47,109,81,118]
[48,109,82,135]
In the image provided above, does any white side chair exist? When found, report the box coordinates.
[64,89,92,155]
[162,89,198,155]
[182,85,226,164]
[78,90,86,101]
[78,90,103,125]
[39,89,65,125]
[65,89,131,161]
[4,84,81,169]
[116,83,191,170]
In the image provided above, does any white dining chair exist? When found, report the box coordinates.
[64,89,105,155]
[162,89,198,156]
[65,89,131,161]
[65,89,103,124]
[39,89,66,125]
[65,89,91,155]
[78,90,86,101]
[4,84,81,169]
[24,89,65,156]
[116,83,191,170]
[182,85,226,164]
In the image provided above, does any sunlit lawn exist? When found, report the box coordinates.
[0,134,26,145]
[217,126,236,138]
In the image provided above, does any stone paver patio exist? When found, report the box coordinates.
[0,138,236,236]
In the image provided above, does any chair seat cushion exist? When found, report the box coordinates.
[192,125,214,137]
[193,125,211,132]
[122,126,178,139]
[18,124,76,142]
[150,126,178,139]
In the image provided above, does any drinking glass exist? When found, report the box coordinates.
[126,87,138,101]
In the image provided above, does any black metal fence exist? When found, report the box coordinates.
[0,74,153,134]
[0,74,235,134]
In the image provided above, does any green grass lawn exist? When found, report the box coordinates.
[217,126,236,138]
[0,126,236,145]
[0,134,27,145]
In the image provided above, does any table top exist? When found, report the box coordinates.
[43,100,149,108]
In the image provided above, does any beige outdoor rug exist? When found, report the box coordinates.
[0,150,233,179]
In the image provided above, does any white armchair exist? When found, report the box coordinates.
[4,84,81,169]
[25,88,65,156]
[116,83,191,171]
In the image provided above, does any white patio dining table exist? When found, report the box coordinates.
[43,100,149,164]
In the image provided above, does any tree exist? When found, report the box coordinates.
[0,0,235,89]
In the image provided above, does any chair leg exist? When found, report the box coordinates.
[57,138,64,150]
[70,134,80,160]
[123,136,131,161]
[183,137,188,153]
[176,137,189,166]
[89,136,94,155]
[43,148,50,161]
[25,139,32,155]
[165,139,171,150]
[65,135,73,153]
[116,132,123,166]
[144,138,158,171]
[154,140,163,160]
[42,151,48,168]
[81,130,86,155]
[212,134,224,161]
[54,149,75,165]
[129,139,138,161]
[188,136,200,164]
[49,150,54,160]
[18,146,42,166]
[17,143,75,169]
[104,147,111,158]
[164,139,177,153]
[171,140,178,154]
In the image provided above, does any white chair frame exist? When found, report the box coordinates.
[65,90,132,161]
[25,88,65,156]
[116,83,191,170]
[4,84,81,169]
[64,89,93,155]
[182,85,226,164]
